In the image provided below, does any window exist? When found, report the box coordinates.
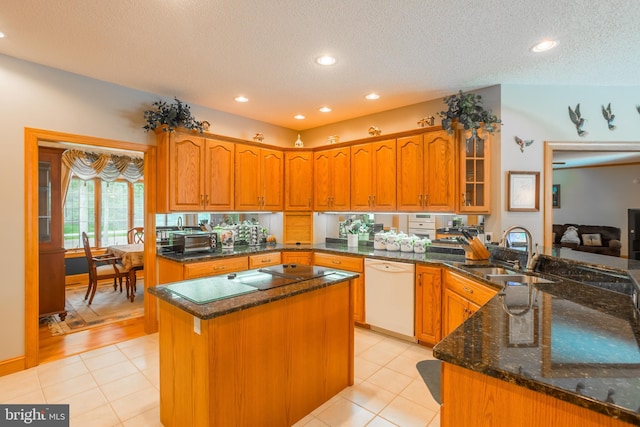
[63,177,144,249]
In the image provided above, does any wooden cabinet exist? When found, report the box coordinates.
[282,251,313,265]
[443,270,496,336]
[283,212,313,244]
[458,128,491,213]
[313,252,365,324]
[156,131,234,212]
[248,252,282,268]
[397,131,455,211]
[313,147,350,211]
[350,140,396,211]
[235,144,284,211]
[415,265,442,345]
[38,147,66,320]
[158,256,249,283]
[284,151,313,210]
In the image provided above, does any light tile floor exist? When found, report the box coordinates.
[0,327,440,426]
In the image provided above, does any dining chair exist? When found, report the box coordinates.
[127,227,144,244]
[82,232,128,305]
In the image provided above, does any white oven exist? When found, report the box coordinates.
[408,214,436,239]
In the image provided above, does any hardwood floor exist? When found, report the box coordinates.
[38,316,147,365]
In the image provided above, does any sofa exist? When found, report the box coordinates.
[552,224,622,257]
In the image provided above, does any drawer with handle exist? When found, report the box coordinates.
[444,270,497,307]
[184,256,249,279]
[249,252,282,268]
[313,252,363,272]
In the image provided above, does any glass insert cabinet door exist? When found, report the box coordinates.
[459,129,491,213]
[39,159,54,244]
[38,147,63,250]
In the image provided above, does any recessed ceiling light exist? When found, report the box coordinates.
[0,32,5,39]
[234,96,249,103]
[365,93,380,100]
[315,55,336,66]
[531,39,557,53]
[294,114,306,120]
[319,107,332,113]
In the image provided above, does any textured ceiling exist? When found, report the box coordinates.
[1,1,640,130]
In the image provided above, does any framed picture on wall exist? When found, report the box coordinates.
[507,171,540,212]
[552,184,561,209]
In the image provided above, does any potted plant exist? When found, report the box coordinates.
[438,90,502,135]
[143,97,206,133]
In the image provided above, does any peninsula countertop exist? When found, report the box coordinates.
[434,265,640,425]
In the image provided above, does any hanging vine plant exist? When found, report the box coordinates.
[143,97,206,133]
[438,90,502,135]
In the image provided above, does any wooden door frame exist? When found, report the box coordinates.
[543,141,640,253]
[25,128,158,368]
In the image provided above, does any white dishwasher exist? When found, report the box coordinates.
[364,258,416,342]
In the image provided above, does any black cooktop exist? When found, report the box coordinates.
[259,264,333,280]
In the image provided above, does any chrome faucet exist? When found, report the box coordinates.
[499,225,536,271]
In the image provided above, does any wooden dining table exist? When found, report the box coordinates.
[106,243,144,302]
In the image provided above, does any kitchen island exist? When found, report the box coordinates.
[148,265,358,427]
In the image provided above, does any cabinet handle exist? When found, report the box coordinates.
[367,195,371,207]
[308,197,312,207]
[213,266,225,271]
[201,194,204,204]
[372,195,376,207]
[462,286,474,294]
[261,258,271,263]
[461,193,466,206]
[331,260,342,265]
[205,194,209,205]
[418,194,423,206]
[424,194,428,206]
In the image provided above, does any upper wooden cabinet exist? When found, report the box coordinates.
[157,130,235,212]
[313,147,350,211]
[397,130,456,212]
[284,151,313,210]
[235,144,284,211]
[350,139,396,211]
[458,129,491,213]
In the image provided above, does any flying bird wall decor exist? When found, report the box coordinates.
[568,103,588,137]
[514,136,534,153]
[601,103,616,130]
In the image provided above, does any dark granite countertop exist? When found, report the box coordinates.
[434,264,640,425]
[155,240,640,423]
[148,267,359,320]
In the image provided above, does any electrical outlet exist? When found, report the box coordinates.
[486,233,492,243]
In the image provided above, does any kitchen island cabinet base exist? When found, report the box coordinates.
[442,363,636,427]
[158,280,354,427]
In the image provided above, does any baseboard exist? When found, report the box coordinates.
[0,356,25,377]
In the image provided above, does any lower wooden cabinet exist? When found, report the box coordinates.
[442,270,496,337]
[313,252,365,324]
[157,256,249,284]
[415,265,442,345]
[248,252,282,268]
[282,251,313,265]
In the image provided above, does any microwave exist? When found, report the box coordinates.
[172,231,213,254]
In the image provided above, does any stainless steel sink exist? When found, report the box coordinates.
[486,274,556,284]
[465,266,517,276]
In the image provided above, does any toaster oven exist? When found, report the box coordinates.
[172,231,213,254]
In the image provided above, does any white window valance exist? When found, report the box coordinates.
[61,149,144,183]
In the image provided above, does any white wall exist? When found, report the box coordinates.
[0,54,297,361]
[499,84,640,248]
[553,164,640,257]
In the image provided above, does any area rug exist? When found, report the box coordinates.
[43,280,144,336]
[416,360,441,405]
